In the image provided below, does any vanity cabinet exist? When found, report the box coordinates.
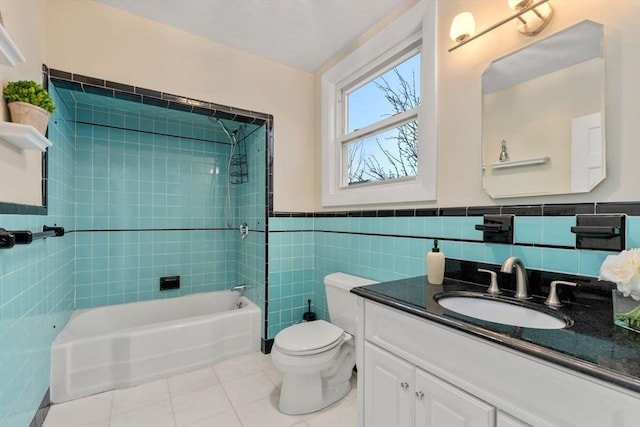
[364,341,494,427]
[356,298,640,427]
[497,412,531,427]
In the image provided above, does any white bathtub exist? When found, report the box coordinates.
[51,291,261,403]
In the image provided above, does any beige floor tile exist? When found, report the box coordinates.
[183,410,242,427]
[213,354,262,382]
[250,351,278,371]
[263,366,283,388]
[222,371,279,407]
[44,391,112,427]
[172,385,233,427]
[110,399,175,427]
[168,367,221,397]
[43,352,358,427]
[234,394,303,427]
[112,379,170,415]
[305,398,357,427]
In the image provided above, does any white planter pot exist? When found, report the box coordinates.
[7,101,50,135]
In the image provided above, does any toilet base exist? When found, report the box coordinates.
[278,370,352,415]
[273,337,355,415]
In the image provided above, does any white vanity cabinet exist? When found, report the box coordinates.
[356,298,640,427]
[497,411,531,427]
[365,338,497,427]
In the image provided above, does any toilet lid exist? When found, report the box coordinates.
[275,320,344,355]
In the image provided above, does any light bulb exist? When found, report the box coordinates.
[515,2,553,35]
[450,12,476,43]
[508,0,530,10]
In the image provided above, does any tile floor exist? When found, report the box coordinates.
[43,352,357,427]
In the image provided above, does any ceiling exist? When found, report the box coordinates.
[95,0,417,73]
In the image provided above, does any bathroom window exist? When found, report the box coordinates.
[321,0,437,207]
[342,48,420,186]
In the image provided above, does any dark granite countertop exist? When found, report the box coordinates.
[352,273,640,394]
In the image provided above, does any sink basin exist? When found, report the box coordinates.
[435,292,572,329]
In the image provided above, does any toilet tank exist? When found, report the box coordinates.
[324,272,378,335]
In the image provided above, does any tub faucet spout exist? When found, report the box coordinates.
[231,284,247,296]
[500,256,529,299]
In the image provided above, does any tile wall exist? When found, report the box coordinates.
[70,99,240,308]
[236,125,267,331]
[0,85,76,427]
[1,71,270,427]
[267,207,640,339]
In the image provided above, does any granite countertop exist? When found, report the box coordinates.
[352,274,640,394]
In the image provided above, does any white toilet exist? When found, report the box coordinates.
[271,272,377,415]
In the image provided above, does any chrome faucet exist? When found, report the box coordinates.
[231,284,247,296]
[500,257,529,299]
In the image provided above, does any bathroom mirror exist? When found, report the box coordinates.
[482,20,605,199]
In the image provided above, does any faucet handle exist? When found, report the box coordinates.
[544,280,577,307]
[478,269,501,294]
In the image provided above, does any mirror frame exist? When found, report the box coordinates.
[481,20,605,199]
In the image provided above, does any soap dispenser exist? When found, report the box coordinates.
[427,240,445,285]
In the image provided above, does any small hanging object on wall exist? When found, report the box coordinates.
[499,140,509,162]
[239,223,249,239]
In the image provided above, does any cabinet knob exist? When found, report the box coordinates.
[400,381,409,390]
[415,391,424,400]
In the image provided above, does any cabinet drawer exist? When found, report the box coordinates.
[364,300,640,427]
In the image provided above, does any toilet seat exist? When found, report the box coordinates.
[275,320,345,356]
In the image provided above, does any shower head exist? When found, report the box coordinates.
[209,116,237,145]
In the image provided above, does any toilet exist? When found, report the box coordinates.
[271,272,377,415]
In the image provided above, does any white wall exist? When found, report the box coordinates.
[436,0,639,207]
[44,0,317,212]
[483,59,602,198]
[0,0,45,205]
[314,0,640,210]
[3,0,638,211]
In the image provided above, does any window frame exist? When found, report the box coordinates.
[321,0,438,207]
[339,42,421,188]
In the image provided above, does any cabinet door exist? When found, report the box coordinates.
[414,368,495,427]
[497,411,530,427]
[364,342,413,427]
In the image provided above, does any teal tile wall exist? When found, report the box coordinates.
[72,100,241,309]
[268,218,315,338]
[0,82,267,425]
[266,213,640,339]
[0,85,75,427]
[236,126,267,325]
[74,229,236,307]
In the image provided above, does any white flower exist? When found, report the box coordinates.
[599,248,640,301]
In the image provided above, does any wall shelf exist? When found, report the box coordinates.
[0,122,51,151]
[0,24,25,66]
[491,156,550,170]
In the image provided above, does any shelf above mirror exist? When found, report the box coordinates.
[490,156,550,170]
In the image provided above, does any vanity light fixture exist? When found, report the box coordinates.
[508,0,553,36]
[449,0,553,52]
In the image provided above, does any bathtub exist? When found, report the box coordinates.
[51,291,261,403]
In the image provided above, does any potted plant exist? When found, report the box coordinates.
[3,80,55,135]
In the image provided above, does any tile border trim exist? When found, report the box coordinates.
[271,201,640,218]
[0,202,47,215]
[46,66,273,125]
